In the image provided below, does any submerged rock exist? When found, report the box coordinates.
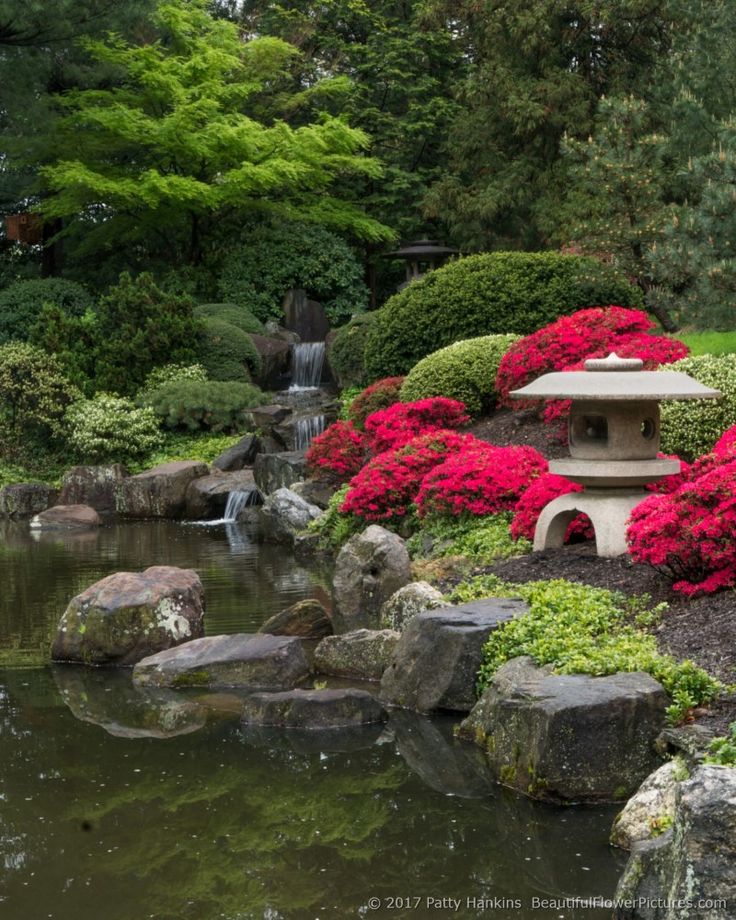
[332,526,412,632]
[460,656,668,803]
[614,765,736,919]
[314,629,400,681]
[57,464,128,513]
[132,633,310,691]
[241,688,387,730]
[260,487,321,544]
[611,760,683,850]
[379,581,445,632]
[51,565,205,666]
[380,598,525,713]
[258,598,333,639]
[31,504,101,530]
[0,482,58,519]
[115,460,208,519]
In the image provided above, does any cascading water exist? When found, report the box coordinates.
[294,414,326,451]
[222,489,260,522]
[289,342,325,390]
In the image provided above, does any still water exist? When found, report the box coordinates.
[0,520,626,920]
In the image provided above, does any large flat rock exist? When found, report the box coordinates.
[380,598,526,712]
[460,656,668,803]
[184,469,259,520]
[0,482,57,519]
[314,629,399,681]
[132,633,310,690]
[241,688,387,730]
[115,461,208,519]
[31,503,101,530]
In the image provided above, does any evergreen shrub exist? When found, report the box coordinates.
[401,334,519,417]
[146,379,267,432]
[327,314,377,389]
[0,278,92,344]
[659,354,736,459]
[364,252,643,377]
[193,303,265,335]
[196,318,261,382]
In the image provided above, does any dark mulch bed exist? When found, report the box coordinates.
[469,407,569,459]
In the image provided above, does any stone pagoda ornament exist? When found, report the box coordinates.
[510,353,721,557]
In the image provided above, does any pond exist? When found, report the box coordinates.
[0,520,626,919]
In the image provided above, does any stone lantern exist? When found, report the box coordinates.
[384,239,457,289]
[509,353,721,557]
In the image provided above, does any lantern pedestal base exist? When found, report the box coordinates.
[533,489,646,558]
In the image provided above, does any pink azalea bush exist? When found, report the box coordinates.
[305,420,367,481]
[627,457,736,596]
[495,307,688,411]
[347,376,405,429]
[510,472,593,542]
[417,443,547,517]
[363,397,470,453]
[341,430,472,522]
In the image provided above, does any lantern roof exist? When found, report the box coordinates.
[384,239,457,260]
[509,353,721,402]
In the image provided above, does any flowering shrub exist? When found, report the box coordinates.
[305,421,367,481]
[627,457,736,595]
[65,394,162,461]
[364,397,469,453]
[341,430,471,522]
[347,377,405,429]
[140,363,208,396]
[714,424,736,458]
[510,473,592,543]
[660,354,736,459]
[495,307,688,407]
[416,443,547,517]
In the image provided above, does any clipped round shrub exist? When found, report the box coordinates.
[0,278,92,344]
[659,354,736,459]
[364,397,470,453]
[193,303,265,335]
[364,252,643,378]
[348,377,405,429]
[327,313,376,389]
[401,334,519,417]
[196,318,261,382]
[627,457,736,596]
[0,342,79,444]
[342,430,472,523]
[416,443,547,518]
[217,222,368,324]
[65,394,161,461]
[146,379,267,432]
[306,421,367,482]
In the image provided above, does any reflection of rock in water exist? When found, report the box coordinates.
[240,722,386,755]
[52,664,207,738]
[389,710,495,798]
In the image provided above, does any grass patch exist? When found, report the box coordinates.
[675,330,736,356]
[449,575,722,724]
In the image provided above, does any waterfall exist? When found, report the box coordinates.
[295,414,326,451]
[290,342,325,390]
[222,488,260,522]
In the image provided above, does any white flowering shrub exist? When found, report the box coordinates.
[139,363,208,398]
[65,394,162,461]
[660,354,736,459]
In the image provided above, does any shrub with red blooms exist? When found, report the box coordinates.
[714,424,736,459]
[341,430,472,522]
[627,457,736,596]
[510,473,593,542]
[495,306,688,408]
[416,443,547,517]
[364,397,470,453]
[305,420,367,481]
[347,376,405,429]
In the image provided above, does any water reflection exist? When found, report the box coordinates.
[0,669,626,920]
